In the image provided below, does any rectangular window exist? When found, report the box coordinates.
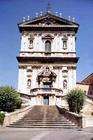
[63,40,67,50]
[45,41,51,52]
[29,40,33,49]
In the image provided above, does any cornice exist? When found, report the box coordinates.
[17,56,79,64]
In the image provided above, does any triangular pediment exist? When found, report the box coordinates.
[18,13,79,27]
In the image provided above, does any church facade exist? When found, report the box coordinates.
[17,10,79,106]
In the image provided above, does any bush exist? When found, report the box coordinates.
[67,88,85,114]
[0,112,5,125]
[16,98,22,109]
[0,86,22,112]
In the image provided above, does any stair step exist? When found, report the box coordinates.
[13,122,72,125]
[8,125,77,128]
[8,105,78,128]
[16,120,70,122]
[11,121,74,124]
[12,121,73,124]
[9,124,76,127]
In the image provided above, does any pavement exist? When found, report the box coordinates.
[0,127,93,140]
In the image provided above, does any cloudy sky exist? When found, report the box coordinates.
[0,0,93,88]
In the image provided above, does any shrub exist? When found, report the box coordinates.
[0,112,5,125]
[67,88,85,114]
[0,86,22,112]
[15,98,22,109]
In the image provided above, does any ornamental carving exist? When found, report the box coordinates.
[62,35,68,40]
[42,34,54,40]
[37,67,56,84]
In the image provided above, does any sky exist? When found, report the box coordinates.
[0,0,93,88]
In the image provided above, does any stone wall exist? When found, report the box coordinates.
[82,116,93,128]
[3,106,32,126]
[57,105,82,127]
[57,97,93,128]
[81,98,93,128]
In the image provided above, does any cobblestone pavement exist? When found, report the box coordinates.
[0,127,93,140]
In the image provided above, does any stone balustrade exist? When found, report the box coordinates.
[30,88,63,96]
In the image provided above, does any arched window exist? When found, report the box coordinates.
[27,79,31,87]
[45,40,51,52]
[63,80,67,89]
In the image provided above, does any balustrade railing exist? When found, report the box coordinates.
[30,88,63,96]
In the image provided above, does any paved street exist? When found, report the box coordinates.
[0,127,93,140]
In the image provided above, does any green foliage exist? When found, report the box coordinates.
[15,97,22,109]
[0,112,5,125]
[67,88,85,114]
[0,86,22,112]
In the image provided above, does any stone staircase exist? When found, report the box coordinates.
[8,105,78,128]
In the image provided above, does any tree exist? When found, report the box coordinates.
[67,88,85,114]
[0,86,22,112]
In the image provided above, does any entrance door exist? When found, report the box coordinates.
[43,96,49,105]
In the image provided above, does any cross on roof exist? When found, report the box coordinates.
[47,2,51,13]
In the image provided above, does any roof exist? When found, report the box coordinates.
[81,73,93,85]
[18,12,79,33]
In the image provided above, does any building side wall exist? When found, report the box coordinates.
[18,67,27,94]
[68,68,76,91]
[76,83,93,98]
